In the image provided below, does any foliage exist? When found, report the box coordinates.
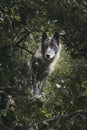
[0,0,87,130]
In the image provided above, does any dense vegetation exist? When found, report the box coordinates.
[0,0,87,130]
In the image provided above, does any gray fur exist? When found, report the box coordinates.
[30,32,61,96]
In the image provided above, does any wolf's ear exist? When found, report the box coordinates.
[42,32,47,42]
[53,32,59,44]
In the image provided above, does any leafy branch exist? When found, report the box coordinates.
[38,110,87,126]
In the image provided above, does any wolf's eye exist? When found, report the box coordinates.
[43,42,48,48]
[53,44,58,53]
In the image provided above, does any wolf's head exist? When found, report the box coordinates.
[42,32,59,61]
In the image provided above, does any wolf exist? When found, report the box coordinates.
[30,32,61,96]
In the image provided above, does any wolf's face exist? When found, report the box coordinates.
[42,32,59,61]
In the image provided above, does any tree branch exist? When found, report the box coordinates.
[13,31,31,46]
[12,28,43,47]
[38,110,87,126]
[15,45,34,55]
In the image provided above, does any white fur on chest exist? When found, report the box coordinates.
[49,43,62,74]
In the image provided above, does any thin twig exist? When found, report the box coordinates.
[15,45,34,55]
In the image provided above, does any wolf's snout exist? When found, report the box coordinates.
[45,54,50,59]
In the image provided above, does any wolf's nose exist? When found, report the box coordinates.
[46,54,50,58]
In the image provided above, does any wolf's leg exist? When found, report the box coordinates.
[32,75,40,96]
[39,72,48,94]
[39,79,46,94]
[34,83,39,96]
[32,75,37,95]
